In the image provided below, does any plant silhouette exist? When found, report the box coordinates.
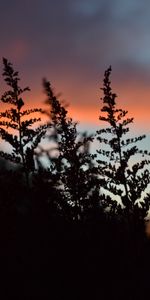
[0,58,47,175]
[0,59,149,299]
[34,79,100,221]
[96,66,150,223]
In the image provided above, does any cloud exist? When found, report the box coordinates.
[1,0,150,122]
[1,0,150,79]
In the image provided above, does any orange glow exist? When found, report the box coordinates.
[67,105,100,125]
[1,77,150,131]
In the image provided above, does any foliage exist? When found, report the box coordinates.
[0,58,47,171]
[0,59,150,223]
[36,79,100,220]
[96,66,150,220]
[0,59,149,299]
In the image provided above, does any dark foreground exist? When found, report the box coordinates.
[0,211,150,300]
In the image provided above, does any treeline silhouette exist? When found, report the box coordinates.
[0,58,150,299]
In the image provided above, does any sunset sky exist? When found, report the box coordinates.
[0,0,150,147]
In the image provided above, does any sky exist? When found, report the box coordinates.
[0,0,150,143]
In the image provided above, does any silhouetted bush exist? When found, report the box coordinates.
[0,59,149,299]
[96,66,150,225]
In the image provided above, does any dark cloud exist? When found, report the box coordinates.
[1,0,150,97]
